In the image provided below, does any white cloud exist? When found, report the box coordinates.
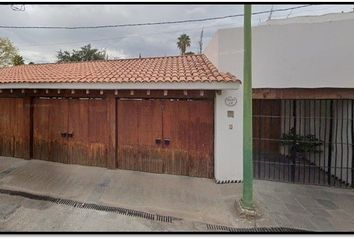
[19,49,55,63]
[0,4,352,63]
[105,48,129,60]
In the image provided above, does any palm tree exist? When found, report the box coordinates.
[177,34,191,56]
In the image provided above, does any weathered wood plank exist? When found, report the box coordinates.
[117,99,163,173]
[22,97,32,159]
[0,98,31,159]
[48,99,69,163]
[33,98,110,167]
[162,100,214,178]
[106,95,116,169]
[33,98,51,161]
[116,98,214,178]
[253,99,281,154]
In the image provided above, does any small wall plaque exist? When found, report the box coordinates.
[225,96,237,106]
[227,110,234,118]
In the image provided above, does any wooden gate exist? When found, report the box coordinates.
[33,98,109,167]
[117,99,214,178]
[0,98,29,158]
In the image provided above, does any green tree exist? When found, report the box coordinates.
[12,54,25,66]
[185,51,195,55]
[281,128,322,154]
[177,34,191,56]
[56,44,107,63]
[0,38,18,67]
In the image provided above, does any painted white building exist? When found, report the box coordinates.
[205,12,354,186]
[205,12,354,89]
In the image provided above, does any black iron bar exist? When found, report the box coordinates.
[339,100,344,186]
[268,100,273,180]
[324,100,328,186]
[308,100,312,184]
[291,100,297,183]
[287,100,291,182]
[327,100,333,186]
[334,100,339,186]
[298,100,302,183]
[340,100,344,187]
[312,100,316,185]
[258,100,262,179]
[351,100,354,187]
[260,100,264,179]
[346,100,350,186]
[303,100,307,184]
[280,100,286,181]
[318,100,322,185]
[253,98,353,188]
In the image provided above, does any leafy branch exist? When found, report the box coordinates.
[280,128,322,153]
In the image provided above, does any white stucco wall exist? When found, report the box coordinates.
[205,12,354,89]
[214,89,243,182]
[206,21,244,182]
[205,13,354,182]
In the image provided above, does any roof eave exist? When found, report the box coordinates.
[0,81,241,90]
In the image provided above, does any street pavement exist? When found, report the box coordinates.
[0,156,353,232]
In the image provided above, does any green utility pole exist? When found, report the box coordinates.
[241,4,254,210]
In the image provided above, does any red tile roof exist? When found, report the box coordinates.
[0,54,239,84]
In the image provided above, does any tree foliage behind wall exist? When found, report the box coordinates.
[0,38,18,67]
[12,54,25,66]
[56,44,107,63]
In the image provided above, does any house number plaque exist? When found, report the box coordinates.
[225,96,237,106]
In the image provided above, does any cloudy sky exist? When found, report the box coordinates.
[0,4,353,63]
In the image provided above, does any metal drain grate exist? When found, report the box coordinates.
[156,214,182,223]
[0,188,310,231]
[0,188,178,223]
[206,224,310,232]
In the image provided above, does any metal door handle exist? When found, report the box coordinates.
[155,138,162,144]
[164,139,171,146]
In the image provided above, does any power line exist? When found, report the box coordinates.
[16,21,238,48]
[0,4,313,30]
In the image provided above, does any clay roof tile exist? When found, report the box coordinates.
[0,54,239,84]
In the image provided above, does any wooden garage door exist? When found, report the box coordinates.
[0,98,29,158]
[33,98,109,167]
[117,99,214,178]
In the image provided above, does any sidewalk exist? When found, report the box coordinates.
[0,156,353,231]
[0,157,263,228]
[255,180,354,231]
